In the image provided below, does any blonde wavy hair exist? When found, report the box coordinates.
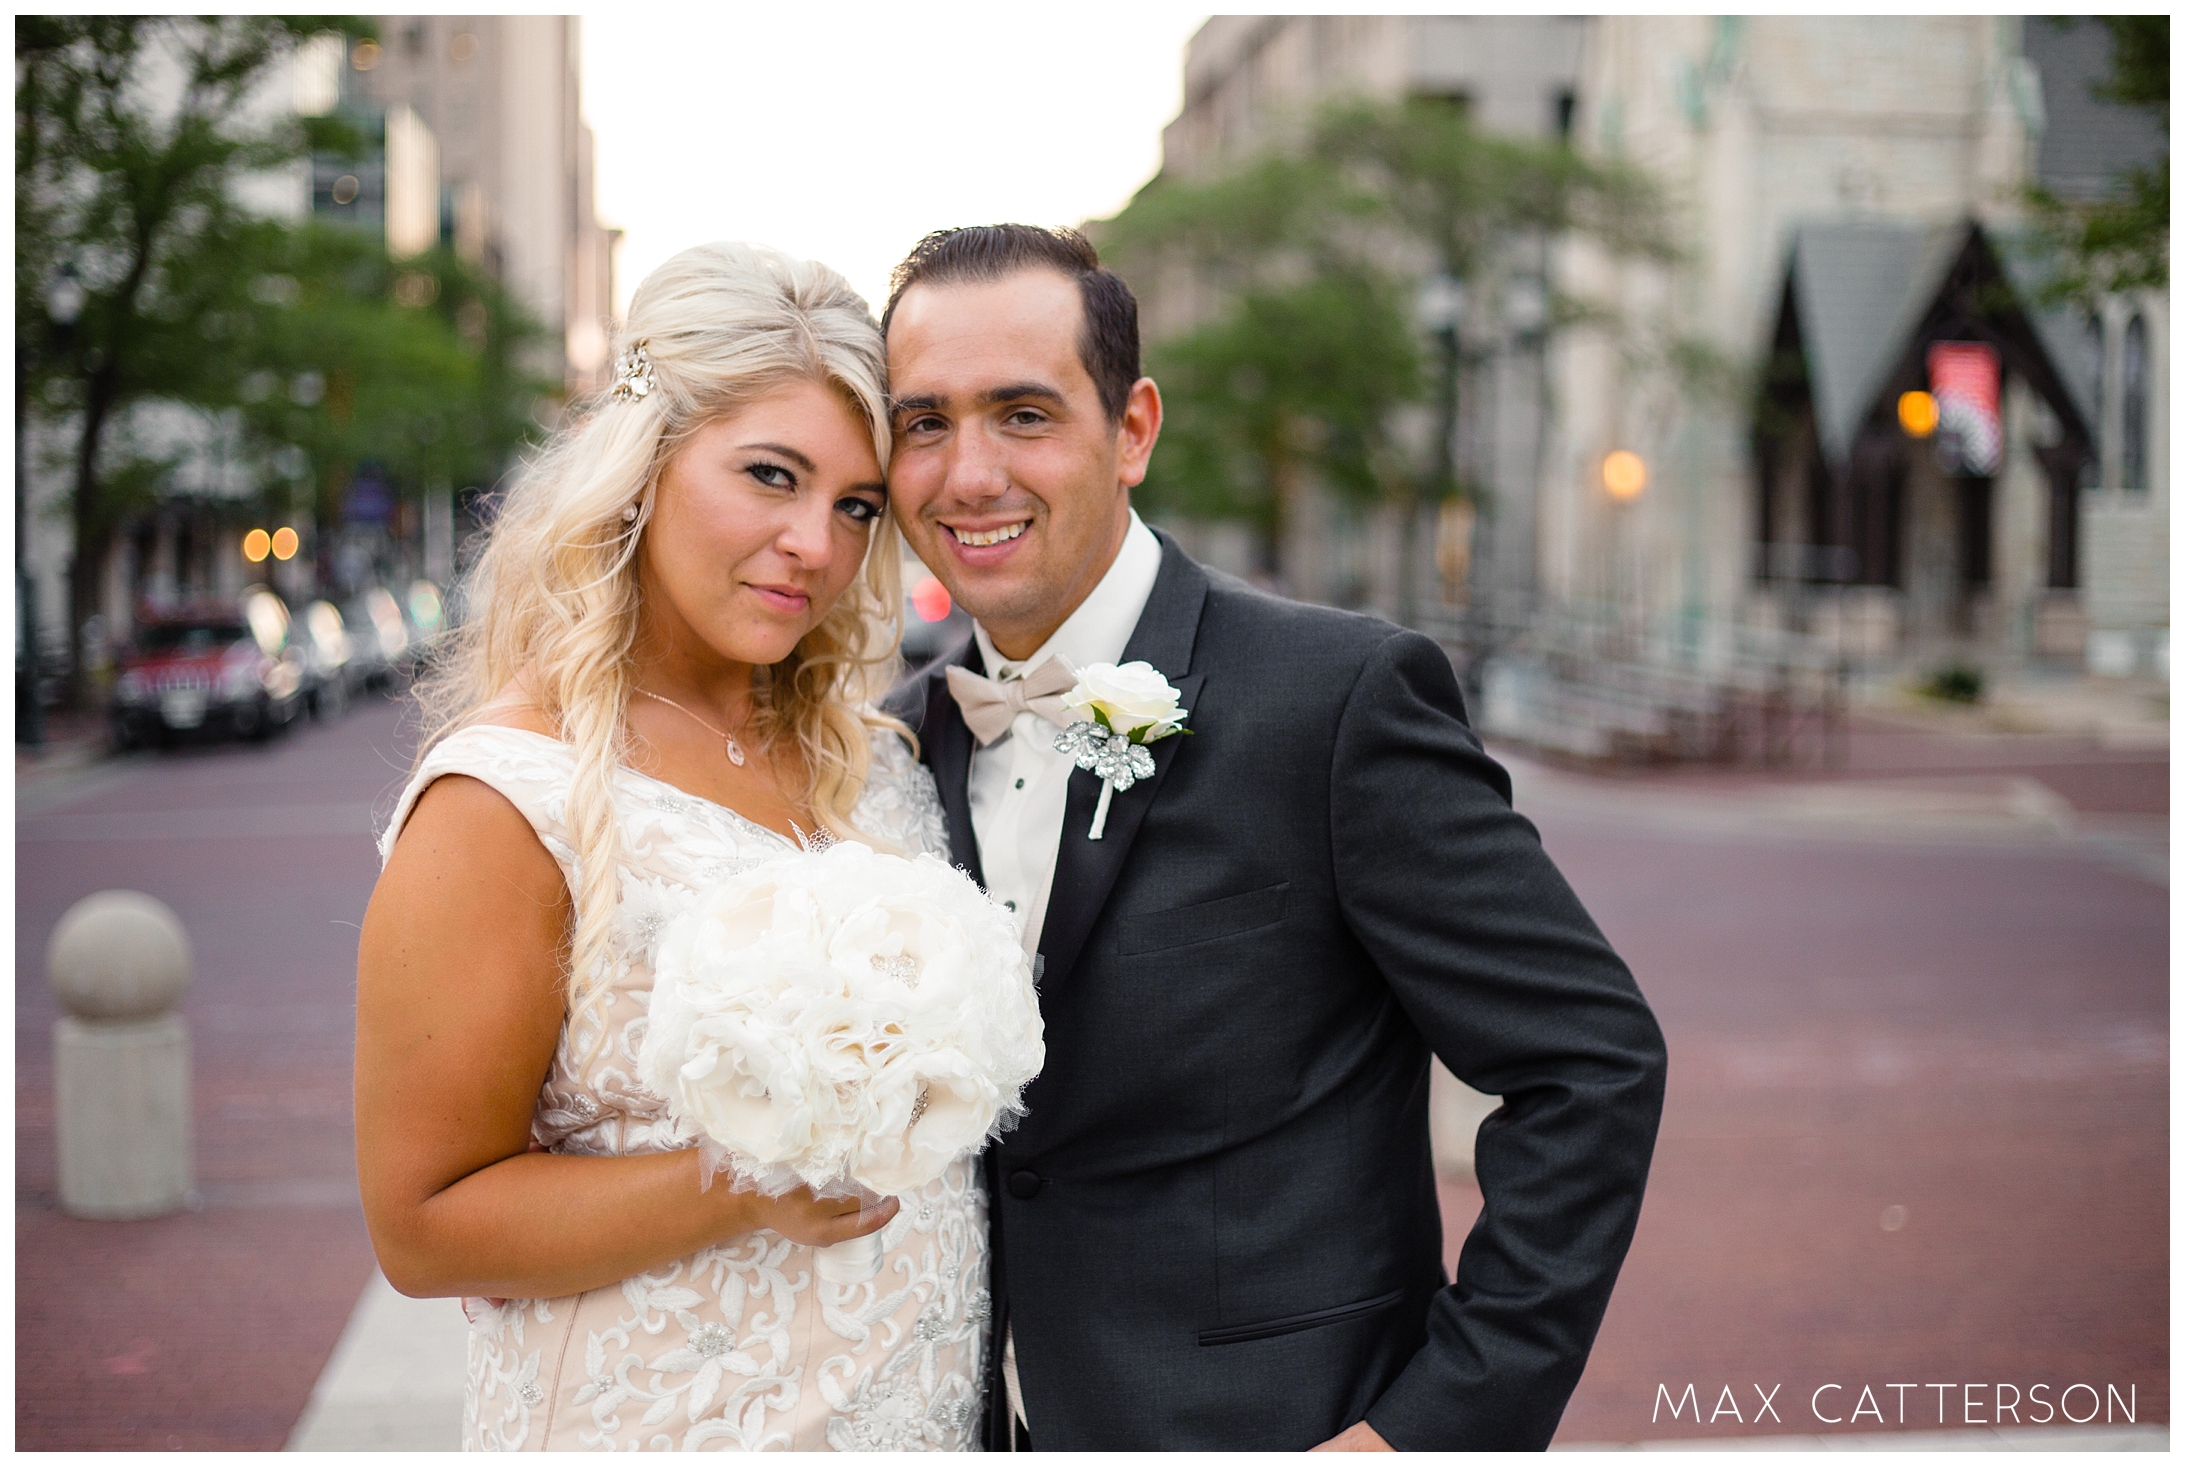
[414,241,905,1013]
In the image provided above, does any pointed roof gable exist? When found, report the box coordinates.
[1990,227,2102,430]
[1785,219,1969,470]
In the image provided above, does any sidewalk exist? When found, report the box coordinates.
[16,702,406,1451]
[15,706,117,802]
[286,1272,467,1451]
[1858,671,2168,751]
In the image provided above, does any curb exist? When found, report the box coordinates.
[286,1271,467,1451]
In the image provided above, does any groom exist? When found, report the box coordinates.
[882,225,1666,1451]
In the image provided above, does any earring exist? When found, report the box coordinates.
[622,502,640,523]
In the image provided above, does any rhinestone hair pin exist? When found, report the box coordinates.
[610,339,656,402]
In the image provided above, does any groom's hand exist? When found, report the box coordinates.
[1311,1421,1393,1451]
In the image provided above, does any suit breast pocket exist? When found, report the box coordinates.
[1112,881,1289,957]
[1196,1287,1407,1346]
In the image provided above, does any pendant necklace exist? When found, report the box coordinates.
[635,688,750,767]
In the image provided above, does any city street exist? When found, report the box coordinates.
[17,700,409,1450]
[1477,732,2169,1443]
[14,694,2168,1448]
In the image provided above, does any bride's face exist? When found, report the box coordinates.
[637,378,887,672]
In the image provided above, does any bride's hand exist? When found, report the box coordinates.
[723,1181,900,1249]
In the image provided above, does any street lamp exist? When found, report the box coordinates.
[1603,449,1648,501]
[1599,450,1649,653]
[1416,274,1467,498]
[1416,274,1466,498]
[1414,273,1468,641]
[1897,390,1938,438]
[18,263,85,749]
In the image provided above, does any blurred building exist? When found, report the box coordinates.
[1540,16,2165,712]
[1161,16,1582,177]
[2021,17,2170,681]
[1130,17,2166,759]
[1147,16,1584,618]
[321,17,619,397]
[301,17,618,608]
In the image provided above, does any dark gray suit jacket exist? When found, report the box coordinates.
[888,533,1666,1450]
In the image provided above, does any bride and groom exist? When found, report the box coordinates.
[356,226,1666,1452]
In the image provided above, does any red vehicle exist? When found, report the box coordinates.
[110,589,309,748]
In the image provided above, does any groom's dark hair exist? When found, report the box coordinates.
[883,224,1141,424]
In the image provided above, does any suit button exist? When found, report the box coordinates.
[1006,1169,1043,1200]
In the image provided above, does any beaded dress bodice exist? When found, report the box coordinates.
[381,722,988,1451]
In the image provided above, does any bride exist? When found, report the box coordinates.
[356,242,987,1450]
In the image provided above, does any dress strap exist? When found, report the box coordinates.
[378,723,579,874]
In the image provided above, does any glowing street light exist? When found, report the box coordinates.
[270,526,300,561]
[1897,390,1938,438]
[242,528,272,563]
[1602,449,1648,502]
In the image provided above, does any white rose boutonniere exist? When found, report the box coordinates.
[1053,661,1190,839]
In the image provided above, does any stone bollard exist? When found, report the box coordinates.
[47,890,194,1220]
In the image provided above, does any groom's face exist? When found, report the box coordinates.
[886,268,1157,660]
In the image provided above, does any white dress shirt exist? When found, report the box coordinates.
[968,511,1161,1443]
[967,511,1162,956]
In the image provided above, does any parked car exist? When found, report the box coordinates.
[340,586,412,694]
[299,600,354,720]
[399,578,448,672]
[110,588,308,748]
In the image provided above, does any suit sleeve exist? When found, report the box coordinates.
[1331,631,1668,1451]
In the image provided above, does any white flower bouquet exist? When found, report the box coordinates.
[638,840,1044,1283]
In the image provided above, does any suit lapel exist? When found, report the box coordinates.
[1036,534,1209,996]
[918,639,987,888]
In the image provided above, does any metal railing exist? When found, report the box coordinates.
[1418,598,1850,767]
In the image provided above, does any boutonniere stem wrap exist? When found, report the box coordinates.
[1052,661,1189,839]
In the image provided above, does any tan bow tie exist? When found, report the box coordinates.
[946,655,1077,746]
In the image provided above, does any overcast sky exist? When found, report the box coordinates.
[580,9,1211,319]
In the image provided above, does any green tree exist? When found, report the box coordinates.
[1106,151,1419,551]
[2028,15,2168,303]
[227,226,549,530]
[1144,269,1424,541]
[18,17,373,699]
[1101,96,1674,605]
[18,17,549,705]
[1312,96,1672,290]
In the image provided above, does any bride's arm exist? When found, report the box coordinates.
[355,772,894,1300]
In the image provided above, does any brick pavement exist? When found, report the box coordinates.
[16,698,415,1451]
[1513,744,2169,1445]
[16,698,2169,1448]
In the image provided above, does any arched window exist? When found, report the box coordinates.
[2122,314,2148,491]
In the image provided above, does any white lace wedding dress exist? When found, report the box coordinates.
[380,721,989,1451]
